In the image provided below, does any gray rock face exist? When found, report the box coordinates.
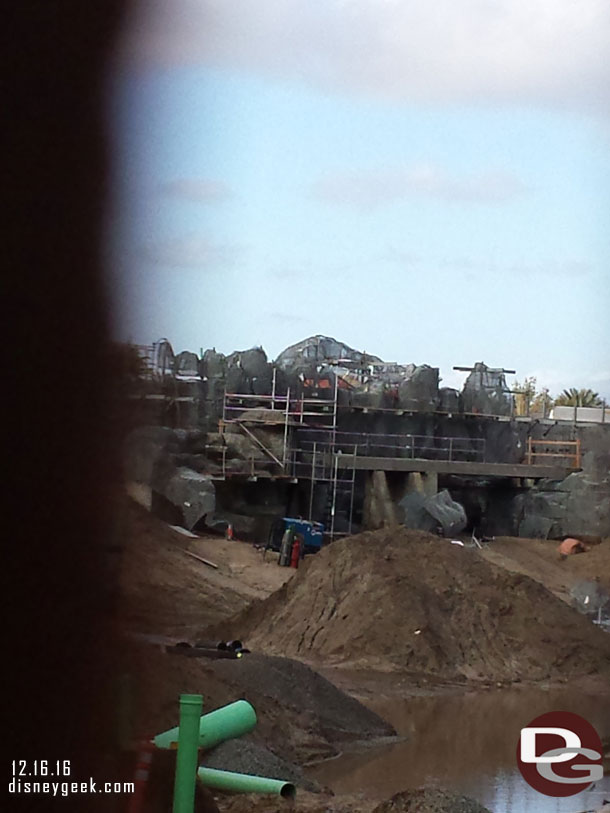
[175,351,199,377]
[275,334,382,371]
[205,511,256,536]
[221,347,274,396]
[513,469,610,538]
[461,362,513,416]
[439,387,460,413]
[227,347,269,378]
[200,348,226,379]
[163,467,216,530]
[398,489,467,536]
[398,365,440,411]
[225,365,247,394]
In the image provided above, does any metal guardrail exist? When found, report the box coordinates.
[294,429,486,463]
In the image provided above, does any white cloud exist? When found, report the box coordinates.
[139,235,242,269]
[267,311,308,324]
[159,178,232,203]
[118,0,610,114]
[313,164,529,208]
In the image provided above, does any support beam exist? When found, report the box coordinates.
[335,456,569,479]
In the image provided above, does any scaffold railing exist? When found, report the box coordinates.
[293,428,486,463]
[526,438,581,469]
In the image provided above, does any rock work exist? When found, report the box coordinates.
[513,424,610,538]
[276,335,382,371]
[214,528,610,681]
[461,362,513,416]
[398,489,467,536]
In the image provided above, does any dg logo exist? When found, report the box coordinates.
[517,710,604,797]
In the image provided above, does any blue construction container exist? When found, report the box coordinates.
[268,517,325,554]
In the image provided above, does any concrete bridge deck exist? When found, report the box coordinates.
[335,454,572,480]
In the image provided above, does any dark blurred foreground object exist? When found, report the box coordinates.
[6,1,129,810]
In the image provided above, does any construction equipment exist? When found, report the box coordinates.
[267,517,325,555]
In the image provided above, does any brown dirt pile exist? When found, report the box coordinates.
[481,536,610,602]
[216,791,379,813]
[119,499,258,637]
[215,787,491,813]
[209,528,610,682]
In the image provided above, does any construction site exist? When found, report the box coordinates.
[117,334,610,813]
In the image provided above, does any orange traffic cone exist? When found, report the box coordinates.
[127,741,154,813]
[226,523,233,540]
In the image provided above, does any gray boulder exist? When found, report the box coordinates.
[398,489,467,536]
[461,362,513,416]
[439,387,460,413]
[162,467,216,530]
[514,470,610,538]
[276,334,382,371]
[175,350,199,377]
[397,365,440,411]
[200,348,226,379]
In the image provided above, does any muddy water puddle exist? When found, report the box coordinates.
[309,686,610,812]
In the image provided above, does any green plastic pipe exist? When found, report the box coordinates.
[197,767,296,800]
[172,693,203,813]
[155,700,257,751]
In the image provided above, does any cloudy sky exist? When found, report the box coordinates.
[109,0,609,396]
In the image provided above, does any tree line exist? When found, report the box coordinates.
[512,378,605,416]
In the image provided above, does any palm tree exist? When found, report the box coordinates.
[554,388,603,407]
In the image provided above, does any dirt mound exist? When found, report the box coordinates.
[127,645,393,765]
[215,787,490,813]
[119,499,258,637]
[371,788,491,813]
[209,528,610,682]
[481,536,610,604]
[217,791,378,813]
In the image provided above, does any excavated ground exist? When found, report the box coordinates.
[479,534,610,599]
[119,498,292,638]
[205,528,610,683]
[119,499,610,811]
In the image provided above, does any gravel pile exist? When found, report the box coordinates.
[372,787,492,813]
[210,654,395,743]
[203,739,321,792]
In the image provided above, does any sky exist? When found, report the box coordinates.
[108,0,610,397]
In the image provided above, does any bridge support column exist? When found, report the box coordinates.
[422,471,438,497]
[363,471,399,530]
[404,471,438,497]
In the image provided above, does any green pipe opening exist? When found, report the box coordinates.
[172,693,203,813]
[155,700,257,751]
[197,766,296,800]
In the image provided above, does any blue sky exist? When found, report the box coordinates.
[109,0,609,397]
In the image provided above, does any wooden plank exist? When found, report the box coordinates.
[182,549,219,569]
[165,645,237,659]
